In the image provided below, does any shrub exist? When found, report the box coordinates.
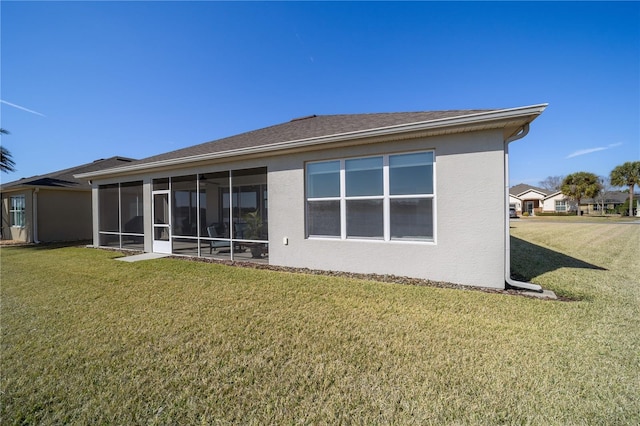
[536,212,578,217]
[522,212,530,217]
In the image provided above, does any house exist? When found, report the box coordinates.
[1,157,135,243]
[509,183,551,215]
[540,191,569,213]
[77,104,548,291]
[509,183,631,215]
[509,184,573,215]
[581,191,631,215]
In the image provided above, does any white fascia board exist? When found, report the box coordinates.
[543,191,564,200]
[516,189,549,198]
[76,103,548,179]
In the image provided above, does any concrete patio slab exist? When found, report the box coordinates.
[115,253,170,262]
[522,289,558,300]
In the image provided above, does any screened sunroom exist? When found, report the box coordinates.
[98,167,268,263]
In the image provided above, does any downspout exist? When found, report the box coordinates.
[32,188,40,244]
[504,124,542,292]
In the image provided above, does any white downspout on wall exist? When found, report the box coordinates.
[504,124,543,292]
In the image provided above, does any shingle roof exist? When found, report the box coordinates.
[1,156,135,191]
[583,191,630,204]
[76,104,548,179]
[509,183,550,197]
[133,110,493,166]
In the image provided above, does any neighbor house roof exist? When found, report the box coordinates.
[509,183,550,197]
[77,104,548,179]
[582,191,630,204]
[1,156,135,192]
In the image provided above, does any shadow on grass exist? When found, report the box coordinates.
[510,236,606,281]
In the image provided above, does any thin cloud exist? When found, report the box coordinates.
[566,142,623,159]
[0,99,46,117]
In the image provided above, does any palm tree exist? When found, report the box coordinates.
[561,172,601,214]
[610,161,640,216]
[0,128,16,173]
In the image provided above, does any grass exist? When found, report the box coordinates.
[1,222,639,424]
[519,214,638,223]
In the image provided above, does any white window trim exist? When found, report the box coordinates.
[306,151,436,244]
[9,195,26,228]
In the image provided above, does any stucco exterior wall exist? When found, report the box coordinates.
[37,189,92,242]
[1,189,93,242]
[1,190,32,242]
[267,129,507,289]
[518,190,546,201]
[542,193,566,212]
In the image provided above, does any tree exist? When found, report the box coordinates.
[0,128,16,173]
[595,176,615,215]
[561,172,601,214]
[539,175,564,192]
[610,161,640,216]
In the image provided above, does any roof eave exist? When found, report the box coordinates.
[0,183,90,193]
[76,103,548,180]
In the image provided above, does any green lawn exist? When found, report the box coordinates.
[1,222,639,424]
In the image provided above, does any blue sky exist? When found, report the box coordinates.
[1,1,638,187]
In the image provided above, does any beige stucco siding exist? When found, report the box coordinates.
[37,190,92,242]
[1,190,32,242]
[1,189,92,242]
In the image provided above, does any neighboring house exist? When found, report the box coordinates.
[541,191,570,213]
[582,191,630,215]
[77,104,547,291]
[509,184,631,216]
[1,157,135,243]
[509,183,550,215]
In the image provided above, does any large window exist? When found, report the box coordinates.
[98,181,144,249]
[9,195,25,227]
[306,151,435,242]
[555,200,567,212]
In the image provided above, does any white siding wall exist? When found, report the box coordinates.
[542,193,566,212]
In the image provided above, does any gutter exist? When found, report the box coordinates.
[504,124,542,292]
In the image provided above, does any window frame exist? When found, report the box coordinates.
[555,200,567,212]
[9,195,26,228]
[306,150,436,243]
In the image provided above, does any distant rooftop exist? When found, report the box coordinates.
[1,156,135,191]
[509,183,551,197]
